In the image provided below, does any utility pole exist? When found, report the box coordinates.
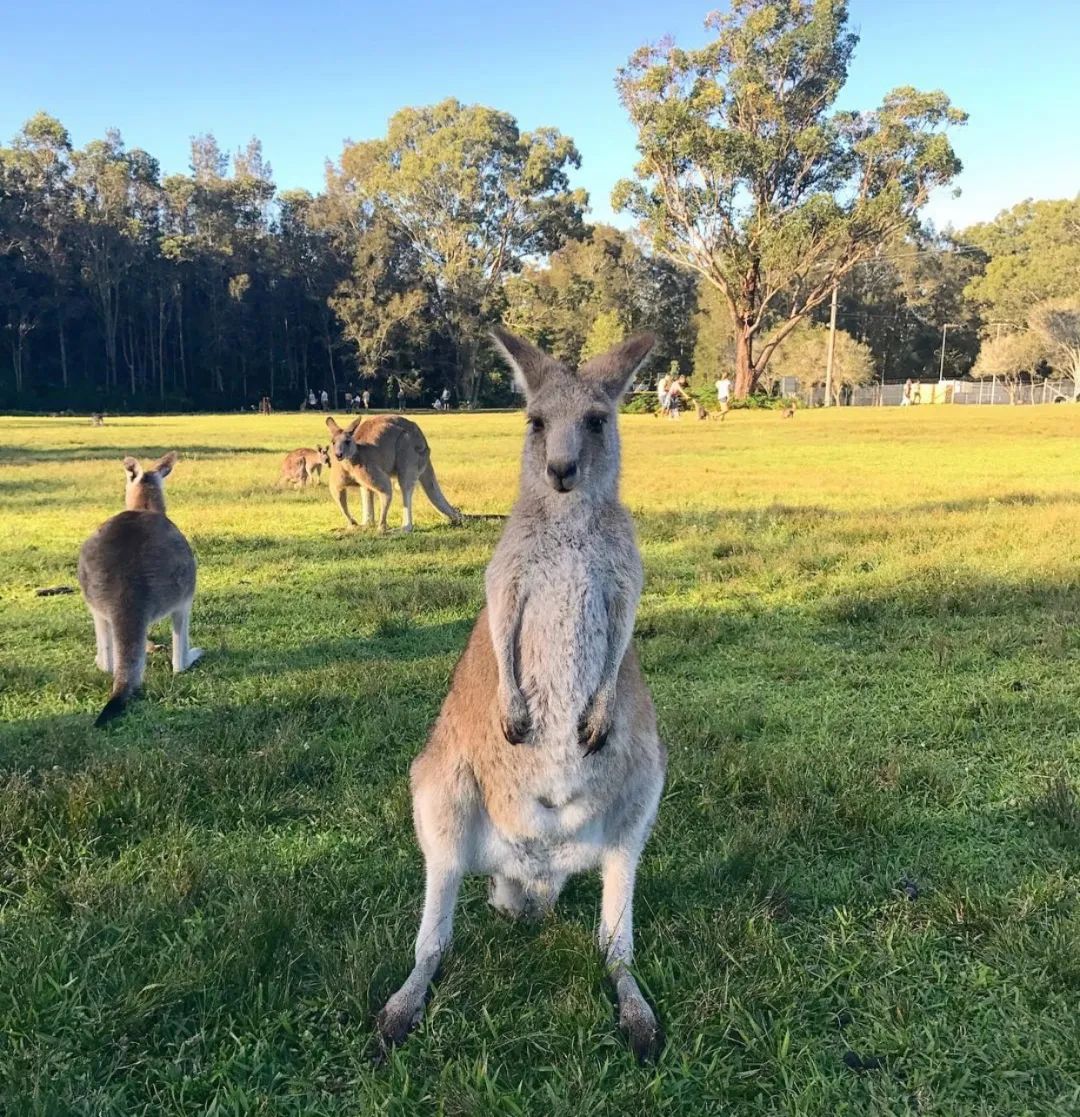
[938,322,960,384]
[823,282,838,407]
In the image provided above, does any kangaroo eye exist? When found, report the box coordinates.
[585,415,606,434]
[529,417,545,433]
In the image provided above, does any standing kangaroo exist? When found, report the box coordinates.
[325,414,461,532]
[376,329,666,1061]
[77,453,202,726]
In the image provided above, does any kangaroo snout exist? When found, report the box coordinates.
[546,460,578,492]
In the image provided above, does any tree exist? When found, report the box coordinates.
[961,197,1080,325]
[692,282,735,384]
[770,321,874,403]
[327,211,428,386]
[331,99,586,400]
[581,309,625,360]
[614,0,966,397]
[1027,299,1080,396]
[504,224,696,374]
[971,329,1046,403]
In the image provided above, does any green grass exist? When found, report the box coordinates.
[1,406,1078,1115]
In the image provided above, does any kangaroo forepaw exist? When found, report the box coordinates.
[500,693,531,745]
[578,704,611,755]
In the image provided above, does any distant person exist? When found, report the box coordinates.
[441,387,451,410]
[344,392,353,411]
[715,374,732,420]
[397,385,406,411]
[362,389,371,410]
[320,389,329,411]
[656,373,673,417]
[901,379,913,406]
[667,376,689,420]
[308,389,317,409]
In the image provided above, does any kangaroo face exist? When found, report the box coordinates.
[491,328,656,502]
[524,382,614,496]
[325,418,362,462]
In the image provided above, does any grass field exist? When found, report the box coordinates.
[1,406,1078,1115]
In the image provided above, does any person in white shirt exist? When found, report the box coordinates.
[715,375,732,419]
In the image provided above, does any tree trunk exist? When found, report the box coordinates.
[177,294,188,393]
[158,291,167,403]
[12,337,25,394]
[323,318,338,407]
[734,326,755,399]
[58,317,68,389]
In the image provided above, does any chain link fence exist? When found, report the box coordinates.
[798,378,1078,408]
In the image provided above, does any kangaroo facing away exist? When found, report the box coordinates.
[376,329,666,1061]
[325,414,461,532]
[77,453,202,726]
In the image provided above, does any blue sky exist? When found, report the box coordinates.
[2,0,1077,231]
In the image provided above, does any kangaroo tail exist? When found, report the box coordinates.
[95,615,147,727]
[418,460,462,524]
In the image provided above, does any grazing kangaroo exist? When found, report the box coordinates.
[376,329,666,1061]
[77,453,202,726]
[325,414,461,532]
[279,445,330,487]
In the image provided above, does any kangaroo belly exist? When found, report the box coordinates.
[476,802,606,881]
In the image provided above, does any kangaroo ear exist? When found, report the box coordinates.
[152,451,178,479]
[579,333,657,400]
[347,417,363,434]
[122,456,142,482]
[325,416,341,435]
[490,326,551,395]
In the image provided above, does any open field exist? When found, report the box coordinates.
[1,406,1078,1115]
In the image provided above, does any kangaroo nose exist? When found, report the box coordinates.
[546,460,578,492]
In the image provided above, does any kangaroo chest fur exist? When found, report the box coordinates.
[474,506,639,883]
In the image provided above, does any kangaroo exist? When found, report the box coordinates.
[279,445,330,488]
[77,453,202,727]
[325,414,461,532]
[376,329,666,1061]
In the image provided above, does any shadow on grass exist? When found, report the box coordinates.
[0,444,279,466]
[907,491,1080,515]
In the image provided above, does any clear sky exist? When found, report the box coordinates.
[2,0,1078,232]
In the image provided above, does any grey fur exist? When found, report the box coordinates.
[376,329,666,1061]
[77,452,202,725]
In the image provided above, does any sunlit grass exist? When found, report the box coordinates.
[1,405,1078,1114]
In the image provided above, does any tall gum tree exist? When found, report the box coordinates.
[613,0,966,397]
[330,99,586,401]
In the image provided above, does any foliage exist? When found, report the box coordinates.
[331,99,586,401]
[692,282,736,382]
[614,0,966,397]
[1028,299,1080,392]
[770,321,875,401]
[961,196,1080,325]
[504,224,696,374]
[972,299,1080,399]
[1,409,1078,1112]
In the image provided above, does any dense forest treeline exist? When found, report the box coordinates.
[2,5,1078,410]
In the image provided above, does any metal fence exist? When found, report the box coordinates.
[799,378,1078,408]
